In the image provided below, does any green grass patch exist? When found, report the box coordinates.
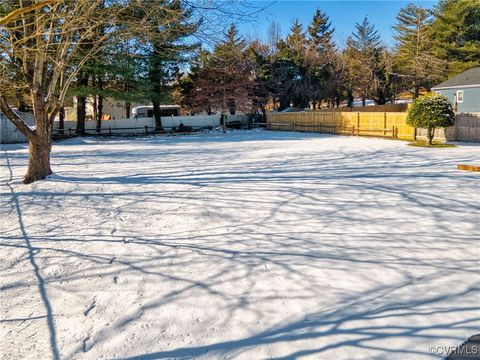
[408,140,457,148]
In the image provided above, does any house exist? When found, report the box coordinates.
[432,67,480,113]
[55,97,183,121]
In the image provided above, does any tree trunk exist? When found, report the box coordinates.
[76,71,88,135]
[221,114,226,133]
[59,107,65,136]
[97,71,104,132]
[376,89,386,105]
[427,127,434,145]
[260,105,266,122]
[347,89,354,108]
[414,86,420,99]
[222,81,227,134]
[17,91,27,112]
[92,95,98,126]
[96,95,103,133]
[76,95,86,135]
[279,96,289,111]
[125,102,131,119]
[152,101,162,131]
[24,135,52,184]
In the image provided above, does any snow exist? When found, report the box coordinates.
[1,130,479,360]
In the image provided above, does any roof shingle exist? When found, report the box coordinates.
[432,67,480,89]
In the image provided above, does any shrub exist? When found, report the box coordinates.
[407,94,455,144]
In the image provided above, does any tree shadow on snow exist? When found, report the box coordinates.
[1,133,479,359]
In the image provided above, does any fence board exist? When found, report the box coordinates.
[267,111,480,143]
[313,103,409,113]
[267,111,413,140]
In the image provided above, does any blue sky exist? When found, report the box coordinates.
[237,0,438,48]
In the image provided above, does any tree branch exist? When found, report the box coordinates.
[0,0,60,26]
[0,93,35,139]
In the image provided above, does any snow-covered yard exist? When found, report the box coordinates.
[1,130,479,360]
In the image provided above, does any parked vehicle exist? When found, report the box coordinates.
[131,105,180,118]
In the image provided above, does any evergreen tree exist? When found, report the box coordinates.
[147,0,198,130]
[393,3,445,98]
[179,50,211,114]
[102,41,152,118]
[345,17,389,105]
[407,94,455,145]
[308,9,334,52]
[431,0,480,75]
[350,17,382,52]
[245,40,271,119]
[278,20,308,65]
[307,8,337,108]
[276,20,310,109]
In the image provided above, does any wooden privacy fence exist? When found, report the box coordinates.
[312,103,409,113]
[415,113,480,142]
[267,111,415,140]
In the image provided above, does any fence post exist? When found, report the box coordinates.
[454,115,459,141]
[145,125,148,134]
[293,117,296,132]
[109,127,112,136]
[392,126,395,139]
[383,112,387,137]
[332,112,336,134]
[414,127,417,141]
[357,112,360,136]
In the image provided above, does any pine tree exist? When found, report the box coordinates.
[279,20,308,65]
[350,17,382,53]
[102,41,152,118]
[147,0,198,130]
[430,0,480,75]
[179,50,211,114]
[276,20,310,109]
[246,40,276,118]
[345,17,388,105]
[307,8,337,108]
[393,3,445,98]
[308,9,334,52]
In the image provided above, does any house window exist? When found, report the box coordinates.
[457,90,464,103]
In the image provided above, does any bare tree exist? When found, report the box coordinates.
[0,1,132,183]
[0,0,269,184]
